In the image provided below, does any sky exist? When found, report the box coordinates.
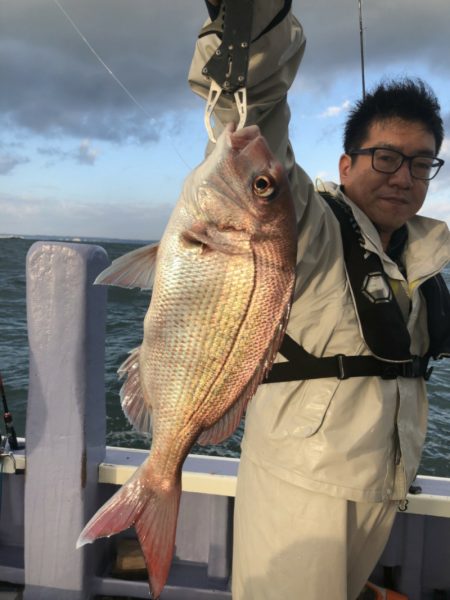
[1,0,450,240]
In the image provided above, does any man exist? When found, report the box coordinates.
[190,1,450,598]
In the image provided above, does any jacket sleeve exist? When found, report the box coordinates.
[188,0,306,170]
[190,1,341,307]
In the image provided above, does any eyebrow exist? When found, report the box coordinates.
[376,143,436,157]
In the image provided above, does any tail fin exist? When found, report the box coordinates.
[77,461,181,598]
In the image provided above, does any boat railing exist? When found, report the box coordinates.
[0,242,448,600]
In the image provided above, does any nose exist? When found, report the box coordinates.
[388,160,413,188]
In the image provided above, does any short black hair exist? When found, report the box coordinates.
[343,78,444,155]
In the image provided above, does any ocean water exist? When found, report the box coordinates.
[0,236,448,476]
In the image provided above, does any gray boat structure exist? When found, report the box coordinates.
[0,242,448,599]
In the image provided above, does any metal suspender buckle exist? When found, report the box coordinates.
[400,356,422,378]
[336,354,348,380]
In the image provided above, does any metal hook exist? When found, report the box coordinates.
[234,87,248,132]
[204,80,224,143]
[204,82,248,144]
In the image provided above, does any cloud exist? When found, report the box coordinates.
[426,134,450,227]
[319,100,351,119]
[76,139,98,165]
[37,140,99,166]
[423,195,450,228]
[3,0,450,145]
[293,0,450,86]
[1,0,202,143]
[444,112,450,135]
[0,153,30,175]
[441,131,450,155]
[0,191,174,240]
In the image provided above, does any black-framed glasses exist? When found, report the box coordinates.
[349,147,445,181]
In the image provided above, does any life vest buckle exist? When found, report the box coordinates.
[398,356,428,379]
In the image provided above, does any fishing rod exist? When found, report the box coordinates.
[0,373,19,451]
[358,0,366,100]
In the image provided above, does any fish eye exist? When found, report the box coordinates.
[252,175,277,199]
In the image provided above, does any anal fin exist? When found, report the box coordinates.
[197,392,247,446]
[119,347,152,434]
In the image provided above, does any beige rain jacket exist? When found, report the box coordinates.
[189,1,450,502]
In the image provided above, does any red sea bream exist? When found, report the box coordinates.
[77,124,297,598]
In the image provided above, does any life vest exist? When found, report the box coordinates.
[265,193,450,383]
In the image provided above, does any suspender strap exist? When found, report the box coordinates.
[321,193,413,361]
[420,273,450,359]
[253,0,292,42]
[265,335,432,383]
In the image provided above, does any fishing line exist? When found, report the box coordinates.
[51,0,193,171]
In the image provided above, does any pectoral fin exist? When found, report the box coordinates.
[95,243,159,289]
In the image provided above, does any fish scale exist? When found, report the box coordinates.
[144,251,255,407]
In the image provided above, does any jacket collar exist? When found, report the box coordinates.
[318,181,450,283]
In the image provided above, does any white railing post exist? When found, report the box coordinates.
[24,242,109,600]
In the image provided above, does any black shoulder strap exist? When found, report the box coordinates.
[420,273,450,359]
[253,0,292,42]
[321,192,412,361]
[203,0,292,42]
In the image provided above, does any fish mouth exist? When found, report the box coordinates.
[226,123,262,151]
[228,124,275,163]
[226,124,285,186]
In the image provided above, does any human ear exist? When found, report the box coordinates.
[339,153,352,184]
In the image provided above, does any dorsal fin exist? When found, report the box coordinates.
[95,243,159,289]
[118,347,152,433]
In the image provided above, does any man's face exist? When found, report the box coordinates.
[339,118,436,248]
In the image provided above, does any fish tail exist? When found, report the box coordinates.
[77,460,181,598]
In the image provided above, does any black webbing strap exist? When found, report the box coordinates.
[253,0,292,42]
[264,334,432,383]
[322,193,412,361]
[202,0,292,42]
[205,1,221,21]
[420,273,450,359]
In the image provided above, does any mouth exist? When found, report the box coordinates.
[379,196,409,206]
[227,123,260,148]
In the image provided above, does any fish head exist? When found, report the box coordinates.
[183,124,297,248]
